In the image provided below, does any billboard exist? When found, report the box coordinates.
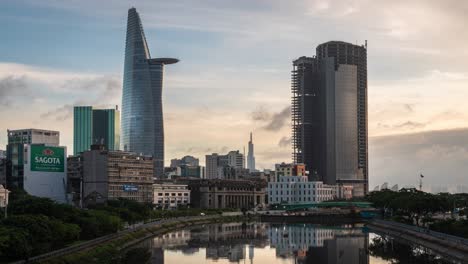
[123,185,138,192]
[24,144,67,204]
[30,145,65,172]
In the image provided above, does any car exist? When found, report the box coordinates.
[200,213,206,216]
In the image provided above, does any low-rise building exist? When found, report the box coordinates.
[268,176,335,204]
[153,183,190,209]
[67,145,153,207]
[333,185,354,200]
[0,185,10,208]
[180,179,267,209]
[177,165,205,178]
[275,163,306,179]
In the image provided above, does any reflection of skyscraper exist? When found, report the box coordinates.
[249,244,254,262]
[305,233,369,264]
[152,248,164,264]
[247,132,256,172]
[121,8,178,177]
[291,41,368,196]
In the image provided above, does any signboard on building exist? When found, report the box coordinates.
[24,144,67,204]
[30,145,65,172]
[123,185,138,192]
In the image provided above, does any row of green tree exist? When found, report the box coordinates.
[367,188,468,237]
[0,190,228,262]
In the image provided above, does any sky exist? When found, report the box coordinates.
[2,0,468,191]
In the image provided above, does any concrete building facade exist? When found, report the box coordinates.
[68,145,153,207]
[0,185,10,208]
[170,155,199,168]
[153,183,190,209]
[206,151,245,179]
[181,179,266,209]
[0,158,6,188]
[268,176,335,204]
[275,163,306,179]
[291,41,368,196]
[6,129,60,189]
[23,144,68,203]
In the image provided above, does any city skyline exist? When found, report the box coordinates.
[1,1,468,189]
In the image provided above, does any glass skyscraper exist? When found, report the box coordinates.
[73,106,120,155]
[121,8,178,177]
[291,41,368,196]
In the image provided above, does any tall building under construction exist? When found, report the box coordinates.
[291,41,368,196]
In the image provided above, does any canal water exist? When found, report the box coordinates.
[122,222,461,264]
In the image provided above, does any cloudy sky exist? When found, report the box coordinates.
[1,0,468,191]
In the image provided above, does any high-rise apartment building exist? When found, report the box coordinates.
[73,106,120,155]
[6,129,60,188]
[247,133,256,172]
[121,8,178,177]
[205,151,245,179]
[291,41,368,196]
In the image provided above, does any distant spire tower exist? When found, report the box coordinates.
[247,132,256,172]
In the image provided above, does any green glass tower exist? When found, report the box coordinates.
[73,106,120,155]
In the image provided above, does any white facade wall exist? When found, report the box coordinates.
[153,183,190,209]
[23,145,67,203]
[268,176,335,204]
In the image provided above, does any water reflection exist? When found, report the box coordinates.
[125,222,456,264]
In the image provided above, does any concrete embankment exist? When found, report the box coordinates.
[368,219,468,263]
[13,214,252,264]
[260,213,362,224]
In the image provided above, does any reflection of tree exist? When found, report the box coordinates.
[122,247,151,264]
[368,236,451,264]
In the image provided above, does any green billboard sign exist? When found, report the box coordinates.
[30,145,65,172]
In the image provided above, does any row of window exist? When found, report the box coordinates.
[269,196,316,202]
[156,200,189,204]
[157,193,189,196]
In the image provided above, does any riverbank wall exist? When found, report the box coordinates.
[13,214,255,264]
[260,213,363,224]
[368,219,468,263]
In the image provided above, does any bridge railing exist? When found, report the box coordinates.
[373,219,468,247]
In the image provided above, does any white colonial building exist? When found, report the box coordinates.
[153,183,190,209]
[268,176,352,204]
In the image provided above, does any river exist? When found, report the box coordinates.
[122,222,462,264]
